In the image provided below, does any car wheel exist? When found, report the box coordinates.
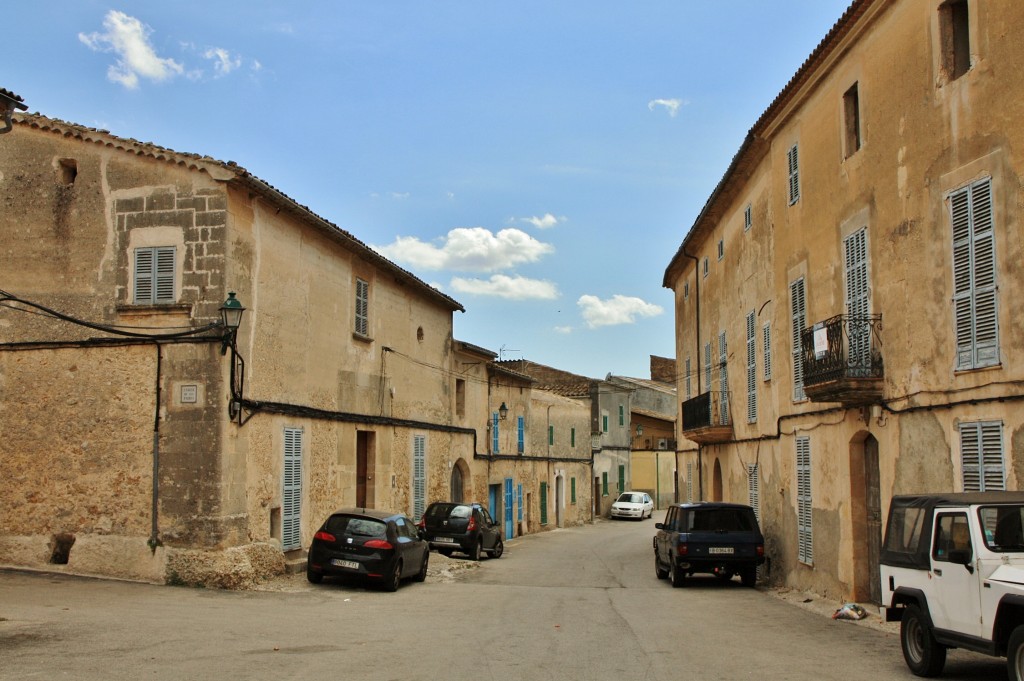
[488,538,504,559]
[670,564,686,588]
[469,538,483,561]
[900,604,946,677]
[306,564,323,584]
[1007,625,1024,681]
[655,554,669,580]
[382,560,402,592]
[741,566,757,588]
[413,552,429,582]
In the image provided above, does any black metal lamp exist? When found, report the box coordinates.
[498,402,509,420]
[219,292,245,355]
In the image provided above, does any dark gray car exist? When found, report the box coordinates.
[653,502,765,588]
[418,502,503,560]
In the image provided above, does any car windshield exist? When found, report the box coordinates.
[978,505,1024,552]
[325,515,387,538]
[617,494,642,503]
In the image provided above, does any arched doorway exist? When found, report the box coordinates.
[712,459,723,502]
[450,458,469,503]
[849,432,881,603]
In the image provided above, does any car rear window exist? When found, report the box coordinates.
[690,509,756,532]
[425,504,473,520]
[325,515,387,538]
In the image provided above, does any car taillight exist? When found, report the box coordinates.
[677,543,688,556]
[467,516,477,532]
[314,531,335,543]
[756,544,764,558]
[417,517,425,529]
[363,539,393,550]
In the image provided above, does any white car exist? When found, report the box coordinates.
[611,492,654,520]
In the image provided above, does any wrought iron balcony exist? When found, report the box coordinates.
[681,390,733,444]
[801,314,883,405]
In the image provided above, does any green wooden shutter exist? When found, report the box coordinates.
[571,477,576,504]
[618,465,625,494]
[540,482,548,525]
[570,427,575,448]
[602,472,608,496]
[548,425,554,446]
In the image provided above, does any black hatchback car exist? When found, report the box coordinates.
[418,502,503,560]
[306,508,429,591]
[653,502,765,588]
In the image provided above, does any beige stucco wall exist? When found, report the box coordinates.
[667,0,1024,600]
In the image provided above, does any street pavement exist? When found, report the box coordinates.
[0,513,1006,681]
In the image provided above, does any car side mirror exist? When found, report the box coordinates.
[655,522,665,530]
[948,549,974,573]
[417,528,427,540]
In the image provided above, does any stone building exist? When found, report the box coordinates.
[664,0,1024,602]
[0,111,473,586]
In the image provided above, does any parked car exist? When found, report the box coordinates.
[306,508,429,591]
[880,492,1024,680]
[653,502,765,587]
[611,491,654,520]
[418,502,503,560]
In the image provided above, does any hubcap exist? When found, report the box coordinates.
[1015,644,1024,680]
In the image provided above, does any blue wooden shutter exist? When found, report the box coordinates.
[282,427,303,551]
[492,413,500,453]
[134,246,175,304]
[413,435,426,519]
[951,178,998,370]
[796,436,813,564]
[517,416,525,454]
[516,484,523,522]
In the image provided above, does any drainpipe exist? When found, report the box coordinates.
[148,344,163,551]
[682,245,704,501]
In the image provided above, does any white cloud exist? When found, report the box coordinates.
[578,294,663,328]
[389,192,410,200]
[373,227,554,273]
[647,98,687,117]
[80,11,183,89]
[204,47,242,76]
[521,213,563,229]
[554,325,573,334]
[450,275,559,300]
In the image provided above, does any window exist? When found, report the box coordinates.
[602,472,609,496]
[455,379,466,417]
[517,416,525,454]
[413,435,426,519]
[746,311,757,423]
[796,436,813,564]
[133,246,175,304]
[618,405,624,427]
[843,83,861,157]
[492,412,500,453]
[540,482,548,525]
[717,239,724,261]
[282,427,303,551]
[702,256,709,278]
[951,177,999,370]
[940,0,971,80]
[685,357,692,400]
[548,424,554,446]
[790,278,807,401]
[763,323,772,381]
[932,513,972,562]
[744,204,752,232]
[355,278,369,336]
[787,144,800,205]
[718,331,729,426]
[960,421,1005,491]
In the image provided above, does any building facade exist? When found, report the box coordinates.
[664,0,1024,602]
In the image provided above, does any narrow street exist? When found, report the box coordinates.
[1,514,1004,681]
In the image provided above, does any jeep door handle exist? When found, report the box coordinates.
[934,568,942,576]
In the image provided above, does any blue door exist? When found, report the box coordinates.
[504,478,514,539]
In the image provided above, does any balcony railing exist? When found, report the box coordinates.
[681,390,733,444]
[801,314,883,405]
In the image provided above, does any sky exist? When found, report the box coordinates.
[6,1,852,379]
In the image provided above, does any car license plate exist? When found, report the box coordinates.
[331,559,359,570]
[709,547,734,555]
[435,537,455,543]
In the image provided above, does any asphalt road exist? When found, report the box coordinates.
[0,513,1006,681]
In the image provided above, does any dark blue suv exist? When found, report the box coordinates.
[654,502,765,588]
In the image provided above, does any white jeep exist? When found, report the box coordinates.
[880,492,1024,679]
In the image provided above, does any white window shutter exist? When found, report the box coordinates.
[282,428,303,551]
[746,311,757,423]
[790,279,806,401]
[134,248,154,303]
[796,436,813,564]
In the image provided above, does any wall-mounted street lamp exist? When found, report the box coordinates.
[636,423,644,437]
[219,291,245,354]
[219,292,247,423]
[498,402,509,420]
